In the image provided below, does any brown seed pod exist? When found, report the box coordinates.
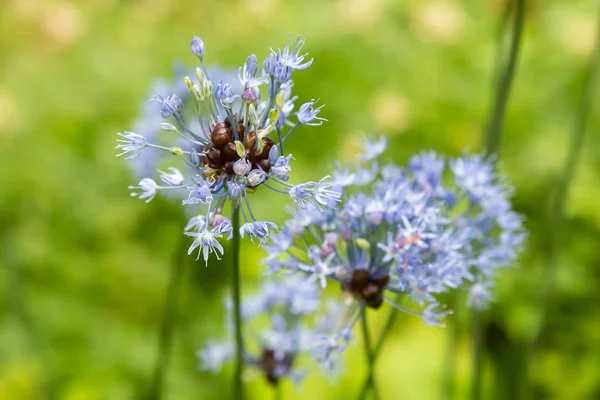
[348,269,370,292]
[222,142,239,162]
[206,147,222,165]
[236,123,245,141]
[224,161,235,175]
[211,122,230,148]
[258,159,271,172]
[245,132,256,150]
[257,136,275,159]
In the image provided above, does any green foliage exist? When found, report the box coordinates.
[1,0,599,398]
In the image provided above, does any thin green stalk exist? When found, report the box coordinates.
[485,0,527,157]
[147,235,188,400]
[444,5,514,398]
[273,384,282,400]
[470,310,483,400]
[441,296,458,400]
[372,304,399,360]
[470,2,526,399]
[527,3,600,390]
[357,310,381,400]
[232,207,244,400]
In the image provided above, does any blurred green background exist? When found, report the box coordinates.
[1,0,600,399]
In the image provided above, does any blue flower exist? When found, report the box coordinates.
[297,99,326,126]
[240,221,278,245]
[116,131,147,160]
[361,137,388,161]
[183,176,213,205]
[270,154,293,181]
[152,94,183,118]
[117,35,338,265]
[158,167,184,186]
[186,229,224,265]
[264,138,526,366]
[199,275,345,383]
[272,35,314,71]
[128,178,158,203]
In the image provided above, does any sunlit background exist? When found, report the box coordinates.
[1,0,600,399]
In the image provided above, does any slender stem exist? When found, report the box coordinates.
[231,207,245,400]
[468,2,527,399]
[357,310,380,400]
[273,384,282,400]
[527,2,600,390]
[147,235,188,400]
[372,304,399,360]
[485,0,526,157]
[357,297,400,399]
[470,310,483,400]
[441,296,458,400]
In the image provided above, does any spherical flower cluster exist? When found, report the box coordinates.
[117,35,341,265]
[198,275,346,384]
[264,138,526,364]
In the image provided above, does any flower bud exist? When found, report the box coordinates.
[190,35,204,58]
[170,146,184,156]
[241,88,258,105]
[233,157,251,176]
[247,169,267,187]
[160,123,177,131]
[246,54,259,76]
[190,149,200,166]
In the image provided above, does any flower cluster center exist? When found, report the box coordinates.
[346,269,390,309]
[256,347,294,385]
[202,116,274,178]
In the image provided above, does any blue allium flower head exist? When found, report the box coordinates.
[117,35,338,265]
[199,276,346,384]
[264,137,527,367]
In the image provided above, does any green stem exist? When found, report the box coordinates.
[485,0,526,157]
[273,383,282,400]
[527,2,600,390]
[232,207,244,400]
[470,310,483,400]
[441,296,458,400]
[357,309,380,400]
[147,235,188,400]
[470,2,526,398]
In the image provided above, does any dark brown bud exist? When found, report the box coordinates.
[258,159,271,173]
[348,269,370,292]
[222,142,239,161]
[245,132,256,151]
[236,124,245,141]
[211,123,230,148]
[224,161,235,175]
[257,136,275,159]
[206,147,222,165]
[224,117,232,128]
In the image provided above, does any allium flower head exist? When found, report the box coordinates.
[199,276,346,385]
[116,35,339,264]
[264,137,526,366]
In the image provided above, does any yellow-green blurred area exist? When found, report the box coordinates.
[1,0,600,399]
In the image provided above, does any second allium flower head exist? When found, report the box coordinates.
[117,35,340,265]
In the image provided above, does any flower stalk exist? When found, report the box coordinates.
[147,235,188,400]
[231,207,244,400]
[471,1,527,398]
[527,2,600,392]
[357,310,379,400]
